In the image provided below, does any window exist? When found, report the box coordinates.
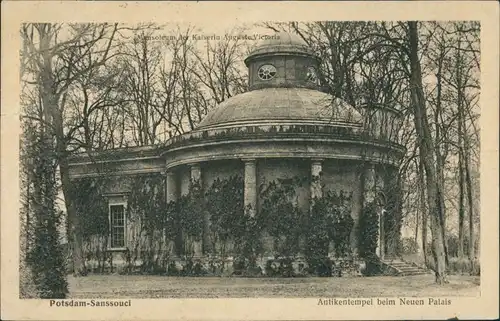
[110,204,125,248]
[257,64,277,80]
[306,66,318,84]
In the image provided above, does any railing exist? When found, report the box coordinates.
[163,123,403,150]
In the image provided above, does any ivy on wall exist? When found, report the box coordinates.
[72,177,109,239]
[204,176,245,259]
[127,174,168,273]
[258,177,306,258]
[306,190,354,275]
[326,191,355,258]
[71,177,109,273]
[357,201,379,260]
[71,171,397,276]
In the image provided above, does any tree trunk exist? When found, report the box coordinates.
[456,31,476,264]
[37,25,86,277]
[408,21,448,284]
[414,203,419,245]
[418,160,428,265]
[464,142,475,263]
[25,170,31,256]
[457,150,466,258]
[58,134,86,276]
[456,34,466,259]
[434,64,449,266]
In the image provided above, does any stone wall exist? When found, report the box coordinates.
[256,158,311,212]
[169,158,366,256]
[201,160,243,190]
[76,157,399,264]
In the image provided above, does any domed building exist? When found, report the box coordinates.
[68,32,405,269]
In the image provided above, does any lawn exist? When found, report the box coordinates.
[68,274,480,298]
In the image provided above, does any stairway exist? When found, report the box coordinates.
[380,257,431,276]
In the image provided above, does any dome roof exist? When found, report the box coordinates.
[196,88,362,130]
[245,32,318,65]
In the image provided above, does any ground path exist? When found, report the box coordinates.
[68,275,480,298]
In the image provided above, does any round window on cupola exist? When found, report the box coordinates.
[306,66,318,84]
[257,64,277,81]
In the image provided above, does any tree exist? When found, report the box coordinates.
[407,21,448,283]
[21,23,122,275]
[22,98,68,297]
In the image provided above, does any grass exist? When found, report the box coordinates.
[402,254,481,276]
[68,274,480,298]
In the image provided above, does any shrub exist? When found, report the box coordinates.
[166,261,180,276]
[265,260,278,277]
[400,237,419,255]
[232,254,263,277]
[27,210,68,298]
[19,259,37,298]
[446,257,480,276]
[446,234,478,258]
[276,257,295,277]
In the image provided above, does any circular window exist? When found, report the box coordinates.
[258,64,277,81]
[306,66,318,83]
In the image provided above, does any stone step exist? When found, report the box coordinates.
[399,271,430,276]
[380,259,431,276]
[397,269,426,273]
[381,259,406,263]
[394,264,420,269]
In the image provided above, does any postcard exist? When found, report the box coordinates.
[1,1,498,320]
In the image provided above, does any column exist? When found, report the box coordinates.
[365,164,384,259]
[243,159,257,217]
[189,163,205,257]
[363,164,381,257]
[376,171,386,260]
[379,209,386,260]
[310,159,323,200]
[190,163,201,187]
[166,171,177,204]
[364,164,376,204]
[384,166,400,257]
[308,159,323,256]
[165,170,179,256]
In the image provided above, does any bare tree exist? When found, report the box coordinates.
[21,23,122,275]
[407,21,449,283]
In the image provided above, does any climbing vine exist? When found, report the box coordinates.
[71,177,109,273]
[258,177,306,258]
[325,191,355,258]
[204,176,245,259]
[306,190,354,275]
[358,201,379,260]
[127,174,167,273]
[72,173,375,277]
